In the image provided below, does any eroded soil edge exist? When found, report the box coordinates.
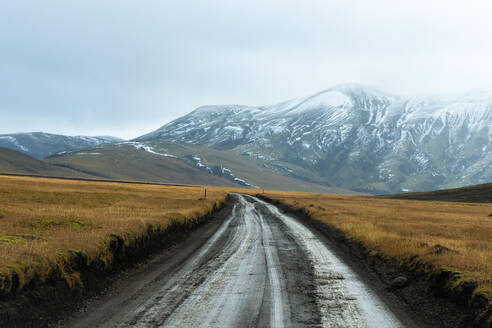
[0,196,229,328]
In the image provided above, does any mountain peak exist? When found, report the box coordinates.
[137,84,491,193]
[192,104,254,116]
[322,83,394,99]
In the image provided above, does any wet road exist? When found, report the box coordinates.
[66,194,405,328]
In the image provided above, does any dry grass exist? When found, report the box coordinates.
[3,174,491,316]
[264,191,492,301]
[0,175,241,294]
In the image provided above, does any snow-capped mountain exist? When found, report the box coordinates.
[0,132,122,159]
[138,83,492,193]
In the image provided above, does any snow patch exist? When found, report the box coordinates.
[0,136,29,152]
[76,152,102,156]
[302,142,311,149]
[122,142,177,158]
[190,155,254,187]
[288,91,352,114]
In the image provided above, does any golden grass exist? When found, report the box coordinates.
[3,174,490,316]
[264,191,492,301]
[0,175,244,294]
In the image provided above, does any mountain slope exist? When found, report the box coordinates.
[45,143,244,187]
[45,141,350,192]
[0,147,97,178]
[0,132,122,159]
[138,83,492,193]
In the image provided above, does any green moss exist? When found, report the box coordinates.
[0,235,26,244]
[475,291,490,299]
[67,220,86,228]
[441,267,463,278]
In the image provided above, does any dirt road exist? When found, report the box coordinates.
[63,194,409,327]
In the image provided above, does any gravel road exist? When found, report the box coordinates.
[64,194,407,328]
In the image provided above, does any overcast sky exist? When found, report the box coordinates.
[1,1,492,139]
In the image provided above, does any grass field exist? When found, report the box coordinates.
[264,191,492,308]
[0,175,238,297]
[385,182,492,203]
[2,174,491,323]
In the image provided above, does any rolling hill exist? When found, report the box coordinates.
[45,144,244,187]
[385,182,492,203]
[0,147,96,178]
[45,141,349,192]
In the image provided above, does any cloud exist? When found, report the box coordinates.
[1,0,492,139]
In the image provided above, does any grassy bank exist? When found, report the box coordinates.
[0,175,233,301]
[384,182,492,203]
[263,191,492,325]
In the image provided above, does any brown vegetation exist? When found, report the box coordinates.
[0,175,234,297]
[384,182,492,203]
[263,191,492,320]
[0,147,97,179]
[2,173,491,324]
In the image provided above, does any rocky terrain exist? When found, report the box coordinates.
[138,84,492,193]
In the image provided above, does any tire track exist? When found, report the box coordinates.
[64,194,407,328]
[248,195,405,328]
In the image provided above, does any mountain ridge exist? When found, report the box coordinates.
[137,83,492,193]
[3,84,490,193]
[0,132,122,159]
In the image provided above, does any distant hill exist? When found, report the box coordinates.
[45,141,349,192]
[0,147,96,178]
[0,132,122,159]
[385,183,492,203]
[45,144,241,187]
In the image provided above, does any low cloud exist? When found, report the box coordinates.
[1,0,491,139]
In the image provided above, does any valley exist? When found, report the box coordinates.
[1,84,490,194]
[3,2,491,327]
[0,175,490,327]
[0,85,491,328]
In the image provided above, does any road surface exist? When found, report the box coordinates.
[65,194,406,328]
